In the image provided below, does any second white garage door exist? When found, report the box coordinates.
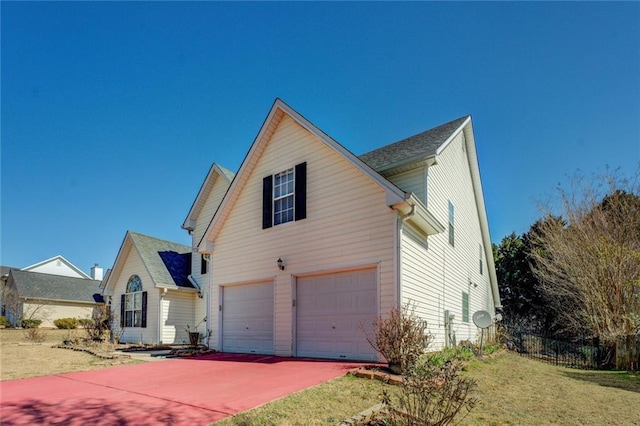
[296,269,378,361]
[222,281,274,355]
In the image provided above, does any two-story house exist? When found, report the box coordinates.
[103,99,501,357]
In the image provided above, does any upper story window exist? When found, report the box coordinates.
[263,162,307,229]
[448,201,455,247]
[479,244,484,275]
[121,275,147,328]
[274,168,295,225]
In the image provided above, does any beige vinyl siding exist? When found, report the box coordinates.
[387,167,427,205]
[208,114,396,356]
[399,131,494,348]
[110,245,159,344]
[161,291,195,344]
[22,302,95,328]
[191,175,230,333]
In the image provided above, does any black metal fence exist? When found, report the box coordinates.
[507,331,608,370]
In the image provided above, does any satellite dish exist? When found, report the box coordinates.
[472,310,493,360]
[472,310,492,329]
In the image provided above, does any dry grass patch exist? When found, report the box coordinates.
[213,352,640,426]
[215,374,396,426]
[460,352,640,425]
[0,329,138,381]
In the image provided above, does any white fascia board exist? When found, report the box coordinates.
[197,101,286,252]
[197,98,408,252]
[101,232,132,294]
[462,123,502,310]
[279,99,408,205]
[182,163,233,231]
[435,116,472,156]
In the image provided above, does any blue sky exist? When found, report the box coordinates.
[2,2,639,274]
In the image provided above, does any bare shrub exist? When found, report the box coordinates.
[530,168,640,342]
[84,305,111,342]
[363,304,432,374]
[23,327,45,343]
[382,362,478,426]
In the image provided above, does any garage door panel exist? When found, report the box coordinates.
[296,269,378,361]
[222,282,274,355]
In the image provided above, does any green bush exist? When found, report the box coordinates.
[425,346,474,367]
[53,318,78,329]
[21,318,42,329]
[0,316,10,327]
[78,318,93,328]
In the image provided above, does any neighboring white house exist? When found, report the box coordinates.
[22,255,94,279]
[1,256,104,327]
[190,99,501,361]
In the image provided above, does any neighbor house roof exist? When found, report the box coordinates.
[1,266,18,277]
[359,116,470,173]
[113,231,194,291]
[22,255,92,279]
[8,269,103,304]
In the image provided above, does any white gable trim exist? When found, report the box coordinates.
[437,118,501,310]
[22,255,91,280]
[435,116,471,156]
[182,163,234,231]
[101,232,134,295]
[197,98,408,252]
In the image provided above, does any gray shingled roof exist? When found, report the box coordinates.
[359,116,469,172]
[1,266,18,276]
[128,232,194,289]
[9,270,102,303]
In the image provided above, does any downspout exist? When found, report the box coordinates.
[395,204,416,309]
[158,288,166,345]
[187,275,203,298]
[187,274,209,347]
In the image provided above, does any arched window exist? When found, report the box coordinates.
[126,275,143,293]
[121,275,147,328]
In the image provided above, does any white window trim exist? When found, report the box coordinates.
[124,291,143,328]
[273,168,295,226]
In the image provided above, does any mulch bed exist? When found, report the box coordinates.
[348,365,403,386]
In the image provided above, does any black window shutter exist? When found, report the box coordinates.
[120,294,125,328]
[141,291,148,328]
[262,175,273,229]
[295,162,307,221]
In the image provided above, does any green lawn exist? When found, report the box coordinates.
[215,352,640,425]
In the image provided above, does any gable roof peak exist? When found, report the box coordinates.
[359,115,471,173]
[182,162,235,231]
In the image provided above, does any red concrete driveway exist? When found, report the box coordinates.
[0,353,365,425]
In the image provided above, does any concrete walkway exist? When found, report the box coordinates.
[0,353,364,425]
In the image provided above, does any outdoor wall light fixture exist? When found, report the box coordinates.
[277,258,285,271]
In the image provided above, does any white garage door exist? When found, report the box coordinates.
[222,282,274,355]
[296,269,378,361]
